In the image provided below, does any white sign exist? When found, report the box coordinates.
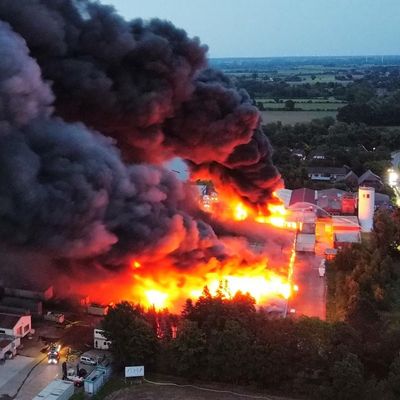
[125,365,144,378]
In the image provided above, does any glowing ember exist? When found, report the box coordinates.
[200,186,296,231]
[234,203,248,221]
[124,259,295,310]
[145,290,169,309]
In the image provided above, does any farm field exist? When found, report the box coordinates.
[256,99,346,111]
[260,110,337,124]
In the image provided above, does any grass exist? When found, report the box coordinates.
[260,110,337,124]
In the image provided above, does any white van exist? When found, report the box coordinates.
[80,355,97,365]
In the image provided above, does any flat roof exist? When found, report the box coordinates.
[85,367,105,382]
[33,379,73,399]
[297,233,316,244]
[289,188,317,206]
[335,232,361,243]
[332,216,360,228]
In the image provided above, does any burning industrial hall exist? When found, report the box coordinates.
[0,0,296,314]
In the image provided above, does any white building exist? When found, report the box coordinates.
[0,336,20,359]
[0,313,31,338]
[94,328,111,350]
[33,379,74,400]
[84,367,108,396]
[358,186,375,232]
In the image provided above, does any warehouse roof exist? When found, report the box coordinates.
[289,188,316,206]
[335,232,361,243]
[332,216,360,230]
[33,379,74,399]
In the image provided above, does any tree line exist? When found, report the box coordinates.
[263,117,398,192]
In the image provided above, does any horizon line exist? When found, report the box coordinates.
[210,54,400,60]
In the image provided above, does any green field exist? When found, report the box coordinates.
[260,110,337,124]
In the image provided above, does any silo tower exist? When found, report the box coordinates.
[358,186,375,232]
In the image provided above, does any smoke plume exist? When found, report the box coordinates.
[0,0,284,287]
[0,20,224,268]
[0,0,280,205]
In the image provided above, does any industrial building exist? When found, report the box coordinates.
[0,335,20,360]
[87,303,109,316]
[33,379,74,400]
[0,313,31,338]
[94,328,111,350]
[3,283,54,301]
[84,364,112,395]
[283,186,377,254]
[0,283,54,316]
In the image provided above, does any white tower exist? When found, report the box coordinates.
[358,187,375,232]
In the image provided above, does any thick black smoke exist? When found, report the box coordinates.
[0,0,280,205]
[0,21,224,267]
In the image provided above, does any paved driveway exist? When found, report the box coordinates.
[0,356,34,395]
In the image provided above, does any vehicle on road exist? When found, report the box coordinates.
[47,344,61,364]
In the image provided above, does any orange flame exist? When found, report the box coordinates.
[200,185,296,231]
[129,260,293,310]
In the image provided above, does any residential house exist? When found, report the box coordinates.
[308,149,327,161]
[342,170,359,189]
[358,170,383,190]
[307,167,348,182]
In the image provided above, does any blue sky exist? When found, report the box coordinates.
[100,0,400,58]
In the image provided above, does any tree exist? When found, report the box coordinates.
[170,320,207,379]
[285,99,295,111]
[330,353,365,400]
[388,354,400,398]
[206,319,254,383]
[102,301,158,370]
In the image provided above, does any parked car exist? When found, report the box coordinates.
[80,355,97,365]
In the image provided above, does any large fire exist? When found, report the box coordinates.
[201,184,297,231]
[128,258,293,310]
[82,185,298,312]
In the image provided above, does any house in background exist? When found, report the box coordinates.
[307,167,348,182]
[358,170,383,190]
[94,328,111,350]
[342,170,359,189]
[308,149,327,161]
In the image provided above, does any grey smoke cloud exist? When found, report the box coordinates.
[0,21,53,127]
[0,21,222,266]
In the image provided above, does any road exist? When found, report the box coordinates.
[288,253,326,319]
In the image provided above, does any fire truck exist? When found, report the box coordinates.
[47,344,61,364]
